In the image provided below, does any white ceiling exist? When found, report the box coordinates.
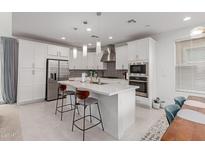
[12,12,205,48]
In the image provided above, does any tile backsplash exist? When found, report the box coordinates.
[69,62,127,79]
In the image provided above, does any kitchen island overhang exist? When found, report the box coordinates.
[58,78,138,139]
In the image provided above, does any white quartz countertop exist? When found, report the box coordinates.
[58,78,138,96]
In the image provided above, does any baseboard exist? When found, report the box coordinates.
[136,100,152,109]
[17,98,45,105]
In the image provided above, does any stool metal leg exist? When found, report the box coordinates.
[96,102,104,131]
[72,103,76,131]
[75,95,80,114]
[89,105,92,123]
[55,96,59,115]
[61,93,64,121]
[83,100,86,141]
[70,95,73,110]
[77,105,80,115]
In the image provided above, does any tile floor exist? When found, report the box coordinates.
[0,100,164,141]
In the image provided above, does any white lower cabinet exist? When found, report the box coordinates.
[32,83,45,100]
[18,85,33,102]
[17,40,47,104]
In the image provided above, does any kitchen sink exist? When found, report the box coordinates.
[90,82,108,85]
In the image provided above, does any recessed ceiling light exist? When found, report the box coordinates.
[183,17,191,21]
[96,12,102,16]
[83,21,88,24]
[108,36,113,40]
[61,37,66,40]
[86,28,92,32]
[88,43,92,46]
[91,35,99,38]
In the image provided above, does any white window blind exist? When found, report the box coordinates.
[0,43,2,103]
[176,37,205,93]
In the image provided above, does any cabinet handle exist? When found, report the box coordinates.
[32,63,35,68]
[136,54,139,59]
[59,51,61,57]
[122,64,124,69]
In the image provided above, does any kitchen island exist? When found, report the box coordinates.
[59,78,138,139]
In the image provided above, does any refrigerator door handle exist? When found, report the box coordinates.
[32,63,35,68]
[32,70,35,75]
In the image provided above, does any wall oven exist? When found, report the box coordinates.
[129,62,148,76]
[129,76,148,98]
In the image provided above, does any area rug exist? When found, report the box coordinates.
[141,114,169,141]
[0,104,23,140]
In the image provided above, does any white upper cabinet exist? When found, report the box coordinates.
[47,44,69,60]
[69,49,77,69]
[136,38,149,60]
[127,38,149,62]
[18,40,35,68]
[47,44,58,56]
[69,50,106,70]
[87,52,95,69]
[81,52,88,69]
[116,45,128,70]
[34,42,47,68]
[96,52,107,70]
[127,40,138,61]
[59,47,69,58]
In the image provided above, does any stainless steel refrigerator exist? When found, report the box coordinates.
[45,59,69,101]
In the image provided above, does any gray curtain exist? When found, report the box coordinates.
[0,37,19,104]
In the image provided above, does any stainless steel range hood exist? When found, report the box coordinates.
[100,45,116,62]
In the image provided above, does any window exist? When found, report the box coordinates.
[176,37,205,93]
[0,44,2,103]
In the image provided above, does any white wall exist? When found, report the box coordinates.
[153,24,205,104]
[0,12,12,36]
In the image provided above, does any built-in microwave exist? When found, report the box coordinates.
[129,62,148,76]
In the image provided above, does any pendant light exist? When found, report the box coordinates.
[83,45,87,57]
[96,12,102,55]
[96,41,101,55]
[73,47,77,59]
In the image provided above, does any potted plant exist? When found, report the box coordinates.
[160,101,166,109]
[152,97,161,109]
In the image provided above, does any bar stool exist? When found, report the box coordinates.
[174,96,186,108]
[55,84,78,120]
[164,104,181,125]
[72,89,104,141]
